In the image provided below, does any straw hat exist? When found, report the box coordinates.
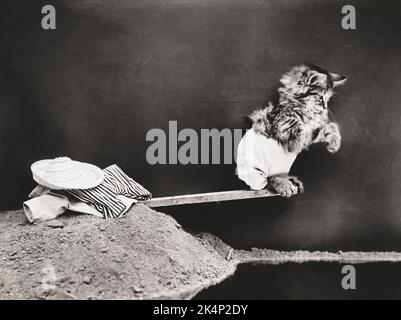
[31,157,104,190]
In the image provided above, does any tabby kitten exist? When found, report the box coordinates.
[249,64,347,197]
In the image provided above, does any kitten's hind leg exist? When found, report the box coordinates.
[267,174,304,198]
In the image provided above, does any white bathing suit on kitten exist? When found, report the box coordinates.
[236,128,298,190]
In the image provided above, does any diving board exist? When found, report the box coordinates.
[143,189,278,208]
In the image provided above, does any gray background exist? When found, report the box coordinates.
[1,0,400,250]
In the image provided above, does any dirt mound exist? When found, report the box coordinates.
[0,205,236,300]
[3,205,400,300]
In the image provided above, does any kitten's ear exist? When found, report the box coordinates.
[330,73,347,87]
[279,73,293,86]
[307,73,327,85]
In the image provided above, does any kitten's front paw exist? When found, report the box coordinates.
[268,176,303,198]
[288,176,304,194]
[326,133,341,153]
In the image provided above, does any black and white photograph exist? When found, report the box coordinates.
[1,0,401,306]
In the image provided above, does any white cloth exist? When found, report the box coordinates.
[23,185,137,223]
[236,128,298,190]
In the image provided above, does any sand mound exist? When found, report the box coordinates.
[2,204,400,300]
[0,204,236,300]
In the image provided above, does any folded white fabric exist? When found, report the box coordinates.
[23,186,103,223]
[23,185,137,223]
[236,128,298,190]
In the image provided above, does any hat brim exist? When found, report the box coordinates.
[31,158,104,190]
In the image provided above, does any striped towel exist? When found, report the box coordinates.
[66,164,151,219]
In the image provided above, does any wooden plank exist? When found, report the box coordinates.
[142,189,277,208]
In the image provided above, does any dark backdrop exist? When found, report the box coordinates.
[1,0,401,250]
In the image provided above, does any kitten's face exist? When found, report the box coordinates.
[279,65,346,108]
